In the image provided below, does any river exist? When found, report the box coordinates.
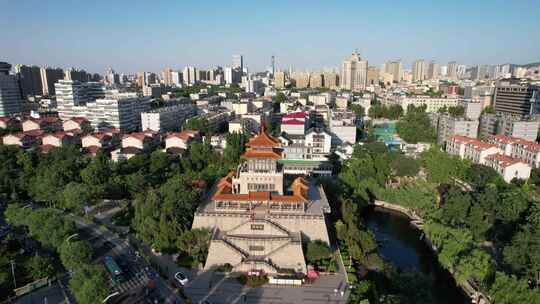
[364,207,470,304]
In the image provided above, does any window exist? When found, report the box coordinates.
[249,245,264,251]
[251,224,264,230]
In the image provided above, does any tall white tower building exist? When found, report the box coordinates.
[341,51,368,91]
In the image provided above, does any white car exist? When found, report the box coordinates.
[174,271,188,286]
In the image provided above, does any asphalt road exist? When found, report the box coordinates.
[69,214,183,304]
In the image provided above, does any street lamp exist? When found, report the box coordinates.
[102,291,119,303]
[65,233,79,242]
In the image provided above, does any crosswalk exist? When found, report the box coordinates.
[109,255,150,294]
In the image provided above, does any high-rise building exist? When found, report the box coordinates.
[447,61,458,80]
[0,62,23,116]
[136,72,145,87]
[471,65,489,81]
[144,72,157,86]
[341,52,368,91]
[322,72,339,89]
[232,54,243,71]
[225,67,241,84]
[274,71,286,88]
[40,67,64,96]
[310,73,324,88]
[183,66,197,85]
[161,68,173,86]
[15,65,43,97]
[384,60,402,83]
[54,80,106,120]
[457,65,467,78]
[412,59,426,82]
[86,92,152,132]
[64,68,89,82]
[292,72,310,89]
[366,66,379,86]
[427,61,440,80]
[171,71,182,86]
[493,81,540,117]
[104,67,120,86]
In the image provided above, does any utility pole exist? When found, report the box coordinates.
[10,260,16,288]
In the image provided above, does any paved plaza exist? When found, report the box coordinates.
[184,271,349,304]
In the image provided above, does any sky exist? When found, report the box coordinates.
[1,0,539,74]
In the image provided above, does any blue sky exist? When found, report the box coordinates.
[2,0,539,74]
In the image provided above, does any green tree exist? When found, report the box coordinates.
[183,117,211,134]
[80,152,110,198]
[62,182,91,211]
[447,106,465,117]
[59,240,92,271]
[482,106,495,115]
[390,154,420,177]
[26,255,55,280]
[69,265,109,304]
[351,104,365,118]
[223,132,248,169]
[396,105,436,143]
[133,190,160,248]
[503,225,540,287]
[421,147,468,184]
[176,228,211,263]
[489,272,540,304]
[305,240,332,265]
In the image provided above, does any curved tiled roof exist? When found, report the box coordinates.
[246,128,280,148]
[242,149,281,159]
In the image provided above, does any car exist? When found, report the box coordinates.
[174,271,188,286]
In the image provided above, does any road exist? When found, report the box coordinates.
[69,214,183,304]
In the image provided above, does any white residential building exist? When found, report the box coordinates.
[55,80,106,120]
[329,110,357,145]
[141,104,196,132]
[446,135,531,182]
[488,135,540,168]
[484,154,531,183]
[388,95,460,113]
[86,92,152,132]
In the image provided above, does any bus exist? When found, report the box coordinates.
[104,256,125,285]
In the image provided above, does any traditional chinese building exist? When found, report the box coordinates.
[192,127,331,274]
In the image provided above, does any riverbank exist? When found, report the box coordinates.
[371,200,490,304]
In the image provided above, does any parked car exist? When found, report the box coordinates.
[174,271,188,286]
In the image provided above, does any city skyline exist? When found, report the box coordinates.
[2,0,539,74]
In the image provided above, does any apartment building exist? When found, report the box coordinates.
[2,132,41,149]
[484,154,531,183]
[493,82,540,117]
[281,112,307,136]
[479,113,540,141]
[81,132,114,155]
[0,62,23,116]
[41,132,78,153]
[62,117,91,132]
[395,96,460,113]
[446,135,531,182]
[141,104,196,132]
[55,80,106,120]
[435,114,479,145]
[488,135,540,168]
[111,131,159,161]
[164,130,200,154]
[86,93,152,132]
[329,110,357,145]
